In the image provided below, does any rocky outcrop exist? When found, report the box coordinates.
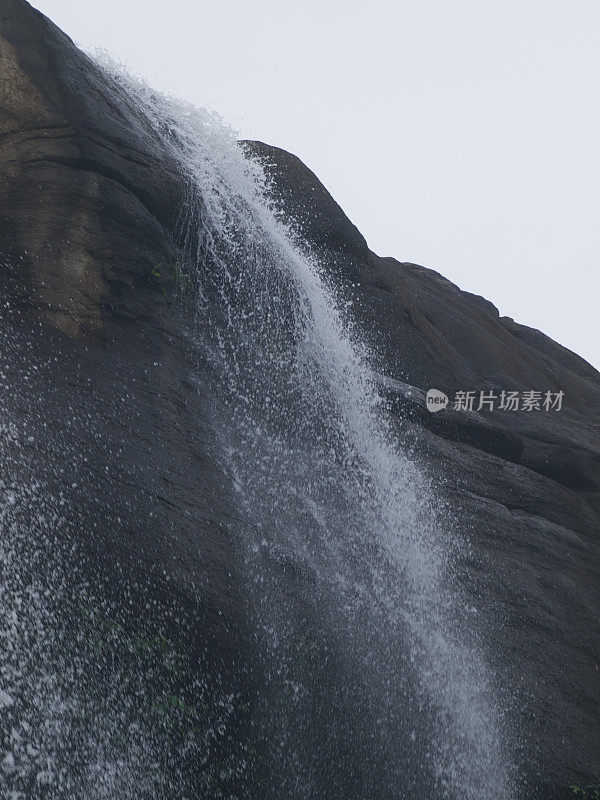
[248,139,599,503]
[0,0,245,657]
[247,140,600,795]
[1,2,598,798]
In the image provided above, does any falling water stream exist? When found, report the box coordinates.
[109,69,517,800]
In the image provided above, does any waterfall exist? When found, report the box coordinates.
[98,64,518,800]
[0,52,518,797]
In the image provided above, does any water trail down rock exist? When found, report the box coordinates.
[99,63,516,800]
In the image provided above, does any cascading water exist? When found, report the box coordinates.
[0,52,519,798]
[98,65,518,800]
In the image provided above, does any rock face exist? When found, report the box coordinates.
[0,2,598,798]
[248,141,600,794]
[0,0,249,755]
[0,0,238,600]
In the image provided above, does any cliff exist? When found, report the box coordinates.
[0,1,598,797]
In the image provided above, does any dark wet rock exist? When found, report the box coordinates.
[0,0,245,660]
[1,1,599,797]
[248,144,600,793]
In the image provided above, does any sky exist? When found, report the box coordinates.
[32,0,600,369]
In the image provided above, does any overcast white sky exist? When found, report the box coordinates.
[33,0,600,369]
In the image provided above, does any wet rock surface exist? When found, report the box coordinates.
[248,140,600,795]
[1,2,599,797]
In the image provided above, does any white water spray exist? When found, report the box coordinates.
[99,62,517,800]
